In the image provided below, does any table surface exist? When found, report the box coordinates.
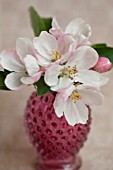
[0,0,113,170]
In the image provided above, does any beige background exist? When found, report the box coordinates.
[0,0,113,169]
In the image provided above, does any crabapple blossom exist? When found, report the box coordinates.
[1,38,43,90]
[54,85,104,126]
[33,31,78,67]
[44,46,108,92]
[50,17,91,47]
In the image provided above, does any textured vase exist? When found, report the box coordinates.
[24,92,91,170]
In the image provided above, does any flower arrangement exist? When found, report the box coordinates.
[0,7,112,126]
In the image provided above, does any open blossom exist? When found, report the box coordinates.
[45,46,108,92]
[33,31,77,67]
[44,46,109,125]
[1,38,43,90]
[50,17,91,47]
[54,85,104,126]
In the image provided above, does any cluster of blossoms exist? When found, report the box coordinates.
[0,18,109,126]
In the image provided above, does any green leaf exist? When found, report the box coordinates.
[29,6,52,36]
[92,43,113,64]
[92,43,107,49]
[0,70,10,90]
[35,76,51,97]
[42,18,52,32]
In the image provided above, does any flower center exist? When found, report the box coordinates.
[70,90,82,102]
[59,66,77,78]
[51,50,61,62]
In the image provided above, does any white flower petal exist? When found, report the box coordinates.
[76,70,109,89]
[24,55,39,76]
[5,72,26,90]
[33,31,58,60]
[65,18,84,34]
[81,24,92,38]
[51,77,73,92]
[63,98,79,126]
[64,98,88,126]
[53,93,64,117]
[65,18,91,38]
[79,89,104,105]
[67,46,98,70]
[75,99,89,123]
[44,64,62,86]
[1,50,24,72]
[73,34,91,47]
[35,53,51,67]
[16,38,35,61]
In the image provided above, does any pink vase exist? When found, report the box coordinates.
[24,92,91,170]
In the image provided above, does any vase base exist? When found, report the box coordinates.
[36,156,81,170]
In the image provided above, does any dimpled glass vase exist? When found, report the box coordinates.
[24,92,91,170]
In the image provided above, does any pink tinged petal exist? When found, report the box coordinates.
[21,76,35,84]
[53,93,64,117]
[52,17,61,29]
[76,70,109,89]
[33,31,58,60]
[67,46,98,70]
[16,38,35,61]
[21,71,43,85]
[92,57,112,73]
[58,34,74,55]
[49,29,63,39]
[5,72,26,90]
[32,71,43,82]
[44,64,62,86]
[65,18,92,38]
[1,50,24,72]
[55,84,75,101]
[79,89,104,105]
[61,42,78,63]
[24,55,39,76]
[50,17,63,39]
[51,77,73,92]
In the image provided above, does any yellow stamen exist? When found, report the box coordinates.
[68,66,77,75]
[70,90,82,102]
[51,49,61,62]
[59,66,77,78]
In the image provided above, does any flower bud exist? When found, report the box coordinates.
[92,57,112,73]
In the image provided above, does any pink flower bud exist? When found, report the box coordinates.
[92,57,112,73]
